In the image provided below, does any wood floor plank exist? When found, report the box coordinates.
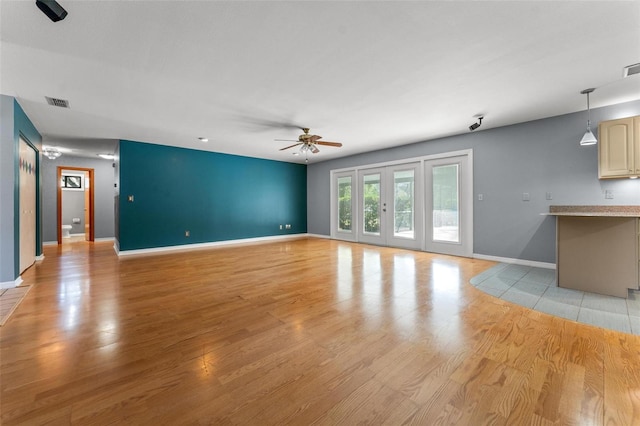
[1,238,639,424]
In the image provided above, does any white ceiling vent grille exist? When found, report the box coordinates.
[623,63,640,78]
[45,96,70,108]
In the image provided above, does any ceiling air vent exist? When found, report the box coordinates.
[45,96,70,108]
[623,63,640,78]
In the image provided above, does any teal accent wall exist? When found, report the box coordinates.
[0,96,42,283]
[118,140,307,251]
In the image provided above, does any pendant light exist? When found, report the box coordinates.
[579,88,597,146]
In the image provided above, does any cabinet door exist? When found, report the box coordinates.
[599,117,634,178]
[635,117,640,175]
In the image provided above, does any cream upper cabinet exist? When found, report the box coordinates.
[598,116,638,178]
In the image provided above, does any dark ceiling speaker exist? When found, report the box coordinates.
[36,0,68,22]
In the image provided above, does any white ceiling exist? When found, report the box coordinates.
[2,1,639,164]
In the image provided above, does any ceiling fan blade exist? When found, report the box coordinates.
[274,139,298,142]
[311,145,320,154]
[309,135,322,143]
[315,141,342,147]
[279,143,302,151]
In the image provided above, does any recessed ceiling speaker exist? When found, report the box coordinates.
[36,0,68,22]
[469,116,483,131]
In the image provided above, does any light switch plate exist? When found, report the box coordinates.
[605,190,614,199]
[522,192,530,201]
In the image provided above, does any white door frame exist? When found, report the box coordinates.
[330,149,473,256]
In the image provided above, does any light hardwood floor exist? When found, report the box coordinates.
[1,238,639,425]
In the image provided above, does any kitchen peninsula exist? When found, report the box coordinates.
[549,206,640,298]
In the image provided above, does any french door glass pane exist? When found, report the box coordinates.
[393,170,414,239]
[337,176,352,232]
[432,164,459,243]
[363,173,381,235]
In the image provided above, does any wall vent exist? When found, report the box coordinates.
[623,63,640,78]
[45,96,70,108]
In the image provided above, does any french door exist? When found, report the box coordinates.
[331,150,472,257]
[424,155,472,257]
[357,163,422,250]
[333,171,357,242]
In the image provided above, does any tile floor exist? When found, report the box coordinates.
[471,263,640,335]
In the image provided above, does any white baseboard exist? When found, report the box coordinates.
[307,233,331,239]
[36,254,45,261]
[43,241,58,246]
[1,276,23,289]
[473,253,556,270]
[95,237,115,242]
[116,233,311,257]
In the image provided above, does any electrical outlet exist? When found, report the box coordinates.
[185,230,190,237]
[279,225,283,230]
[605,190,614,199]
[522,192,530,201]
[546,192,553,200]
[478,194,483,201]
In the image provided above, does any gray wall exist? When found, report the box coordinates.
[308,100,640,264]
[42,155,116,242]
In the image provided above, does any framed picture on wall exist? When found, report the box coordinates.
[61,174,83,190]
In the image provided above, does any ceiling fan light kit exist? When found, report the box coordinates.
[277,127,343,162]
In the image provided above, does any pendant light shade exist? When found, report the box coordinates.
[580,88,597,146]
[580,129,597,146]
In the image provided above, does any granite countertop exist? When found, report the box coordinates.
[548,205,640,217]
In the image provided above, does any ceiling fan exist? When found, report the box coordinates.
[276,128,342,161]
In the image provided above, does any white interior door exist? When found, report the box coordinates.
[19,137,36,273]
[424,155,472,257]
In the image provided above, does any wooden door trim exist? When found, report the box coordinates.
[57,166,95,244]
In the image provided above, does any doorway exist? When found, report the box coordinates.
[357,162,423,250]
[19,137,37,274]
[57,166,95,244]
[331,150,473,257]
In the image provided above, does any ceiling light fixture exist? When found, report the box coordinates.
[579,88,597,146]
[469,116,483,131]
[98,154,115,160]
[43,147,62,160]
[198,137,208,142]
